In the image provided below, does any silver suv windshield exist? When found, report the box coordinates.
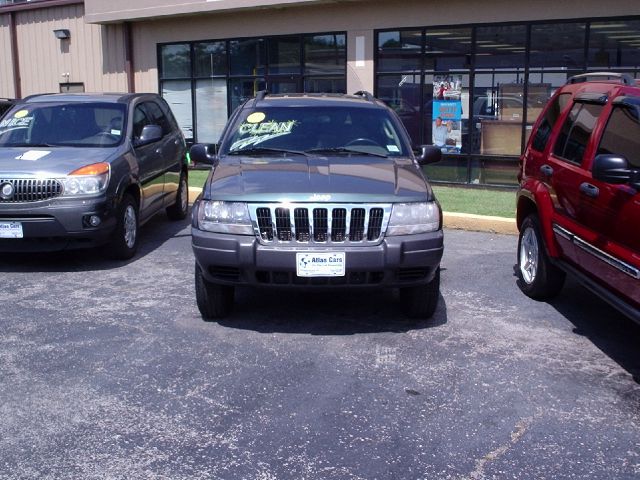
[0,102,127,148]
[221,106,410,158]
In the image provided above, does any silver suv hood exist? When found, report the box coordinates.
[0,147,119,176]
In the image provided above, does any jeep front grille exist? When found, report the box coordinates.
[249,203,392,244]
[0,178,63,203]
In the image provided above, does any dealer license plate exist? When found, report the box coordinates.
[296,252,345,277]
[0,221,23,239]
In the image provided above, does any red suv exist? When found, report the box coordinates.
[516,72,640,324]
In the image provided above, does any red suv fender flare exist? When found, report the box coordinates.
[517,179,561,258]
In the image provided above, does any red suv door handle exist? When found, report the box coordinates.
[540,164,553,176]
[580,182,599,198]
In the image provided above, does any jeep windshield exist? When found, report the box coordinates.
[221,106,410,158]
[0,102,127,148]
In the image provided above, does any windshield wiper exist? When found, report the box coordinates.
[305,147,388,158]
[227,147,308,157]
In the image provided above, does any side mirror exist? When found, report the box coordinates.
[136,124,163,146]
[592,154,636,185]
[415,145,442,165]
[190,143,218,166]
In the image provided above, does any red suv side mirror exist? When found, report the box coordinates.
[592,154,638,187]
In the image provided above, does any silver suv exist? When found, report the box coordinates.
[0,93,189,259]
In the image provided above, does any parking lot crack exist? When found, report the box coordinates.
[467,412,539,480]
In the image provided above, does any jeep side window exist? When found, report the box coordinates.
[552,102,603,165]
[531,93,571,152]
[597,105,640,168]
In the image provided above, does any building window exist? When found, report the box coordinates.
[159,32,346,144]
[375,17,640,186]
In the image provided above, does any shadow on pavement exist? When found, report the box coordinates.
[0,212,191,273]
[550,275,640,383]
[213,287,447,335]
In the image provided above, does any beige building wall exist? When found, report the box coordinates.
[13,3,127,97]
[0,13,15,98]
[127,0,640,94]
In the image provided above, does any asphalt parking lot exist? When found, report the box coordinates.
[1,215,639,480]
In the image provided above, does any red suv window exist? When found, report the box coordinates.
[531,93,571,152]
[597,105,640,168]
[552,102,603,164]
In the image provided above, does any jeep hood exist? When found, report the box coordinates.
[205,155,433,203]
[0,147,119,176]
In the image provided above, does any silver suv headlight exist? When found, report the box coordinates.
[387,202,440,235]
[198,200,253,235]
[60,162,110,197]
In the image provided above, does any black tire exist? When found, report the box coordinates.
[195,263,234,320]
[107,193,139,260]
[516,214,565,299]
[400,267,440,319]
[166,170,188,220]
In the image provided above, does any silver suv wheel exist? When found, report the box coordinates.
[123,204,137,248]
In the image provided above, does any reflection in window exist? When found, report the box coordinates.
[268,36,301,74]
[475,25,526,70]
[161,44,191,78]
[162,80,193,141]
[230,39,266,76]
[588,21,640,69]
[472,73,524,156]
[304,77,346,94]
[377,30,422,72]
[194,42,227,77]
[424,28,471,71]
[304,34,346,75]
[598,106,640,168]
[230,78,266,112]
[530,23,586,69]
[377,74,422,144]
[196,79,228,143]
[553,102,603,164]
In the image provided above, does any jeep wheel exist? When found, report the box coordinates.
[108,193,139,260]
[195,263,234,320]
[400,267,440,319]
[517,214,565,299]
[166,171,189,220]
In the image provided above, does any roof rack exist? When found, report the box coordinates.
[353,91,375,102]
[568,72,635,86]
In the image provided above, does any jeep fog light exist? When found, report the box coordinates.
[387,202,440,235]
[198,201,253,235]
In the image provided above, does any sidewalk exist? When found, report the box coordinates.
[187,187,518,235]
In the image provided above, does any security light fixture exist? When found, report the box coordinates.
[53,29,70,40]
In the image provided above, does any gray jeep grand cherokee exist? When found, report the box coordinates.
[0,93,188,259]
[190,91,444,320]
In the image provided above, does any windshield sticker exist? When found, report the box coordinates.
[0,116,34,129]
[110,129,121,136]
[387,145,400,153]
[246,112,266,124]
[14,110,29,119]
[15,150,51,161]
[231,120,297,150]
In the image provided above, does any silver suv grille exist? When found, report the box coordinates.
[0,178,63,203]
[248,203,392,245]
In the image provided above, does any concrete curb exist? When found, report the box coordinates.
[188,187,518,235]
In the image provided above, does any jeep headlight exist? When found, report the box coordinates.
[60,162,110,197]
[387,202,440,235]
[198,200,253,235]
